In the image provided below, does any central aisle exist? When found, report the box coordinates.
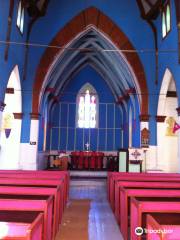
[69,179,124,240]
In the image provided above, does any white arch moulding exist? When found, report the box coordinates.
[0,65,22,170]
[156,68,178,173]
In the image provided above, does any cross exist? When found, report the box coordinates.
[85,142,90,151]
[131,149,141,160]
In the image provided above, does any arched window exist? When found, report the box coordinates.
[162,12,166,38]
[76,83,98,128]
[17,1,24,34]
[161,1,171,38]
[166,4,171,33]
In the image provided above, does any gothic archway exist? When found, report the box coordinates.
[0,65,22,169]
[32,7,148,115]
[157,68,178,172]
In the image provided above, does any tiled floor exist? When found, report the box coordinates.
[70,180,124,240]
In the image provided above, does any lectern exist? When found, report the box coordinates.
[128,148,143,172]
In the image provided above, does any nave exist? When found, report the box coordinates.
[59,178,123,240]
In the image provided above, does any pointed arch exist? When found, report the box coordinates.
[32,7,148,115]
[157,68,178,173]
[157,68,177,116]
[0,65,22,169]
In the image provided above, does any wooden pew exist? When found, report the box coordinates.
[0,171,69,205]
[109,173,180,211]
[0,177,65,201]
[108,172,180,199]
[146,213,180,240]
[0,211,43,240]
[130,197,180,240]
[107,172,142,199]
[0,185,61,239]
[0,170,70,206]
[115,181,180,223]
[108,172,180,201]
[0,171,69,238]
[120,188,180,240]
[0,196,54,240]
[0,178,65,227]
[107,172,157,199]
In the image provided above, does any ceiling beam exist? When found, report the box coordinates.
[144,0,154,8]
[175,0,180,23]
[136,0,162,20]
[145,0,162,19]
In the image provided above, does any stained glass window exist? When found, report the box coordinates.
[17,1,24,34]
[16,1,21,28]
[162,2,171,38]
[77,84,98,128]
[166,5,171,33]
[162,13,166,38]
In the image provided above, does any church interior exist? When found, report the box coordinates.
[0,0,180,239]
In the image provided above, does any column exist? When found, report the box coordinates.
[0,103,22,169]
[11,113,23,169]
[156,115,166,171]
[0,101,6,155]
[20,113,40,170]
[139,115,150,172]
[176,107,180,173]
[139,114,156,171]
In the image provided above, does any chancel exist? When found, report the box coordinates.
[0,0,180,239]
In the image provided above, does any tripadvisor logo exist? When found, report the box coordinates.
[135,227,143,236]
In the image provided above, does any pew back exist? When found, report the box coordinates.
[0,185,61,238]
[0,196,53,240]
[0,212,43,240]
[120,188,180,240]
[109,174,180,211]
[114,181,180,222]
[146,213,180,240]
[0,172,69,205]
[130,197,180,240]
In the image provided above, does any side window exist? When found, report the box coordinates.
[162,1,171,39]
[17,1,24,34]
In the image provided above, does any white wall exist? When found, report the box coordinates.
[20,119,39,170]
[156,69,178,173]
[0,119,21,169]
[0,66,22,170]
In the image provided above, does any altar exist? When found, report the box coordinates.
[47,150,118,171]
[70,151,104,170]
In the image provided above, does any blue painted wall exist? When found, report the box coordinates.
[0,1,28,101]
[48,65,123,151]
[147,0,179,145]
[0,1,29,144]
